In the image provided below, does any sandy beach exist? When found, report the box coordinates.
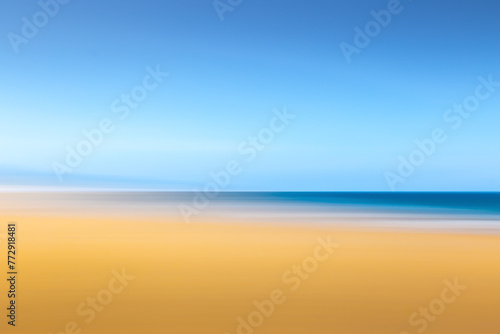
[1,195,499,334]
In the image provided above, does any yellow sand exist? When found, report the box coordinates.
[0,214,499,334]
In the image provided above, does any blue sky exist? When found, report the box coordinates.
[1,0,499,191]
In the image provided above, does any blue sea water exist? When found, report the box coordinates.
[228,192,500,216]
[93,191,500,218]
[3,191,499,223]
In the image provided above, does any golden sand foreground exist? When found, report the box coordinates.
[0,212,499,334]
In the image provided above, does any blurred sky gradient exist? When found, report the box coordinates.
[1,0,499,191]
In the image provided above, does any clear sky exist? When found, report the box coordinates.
[1,0,499,191]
